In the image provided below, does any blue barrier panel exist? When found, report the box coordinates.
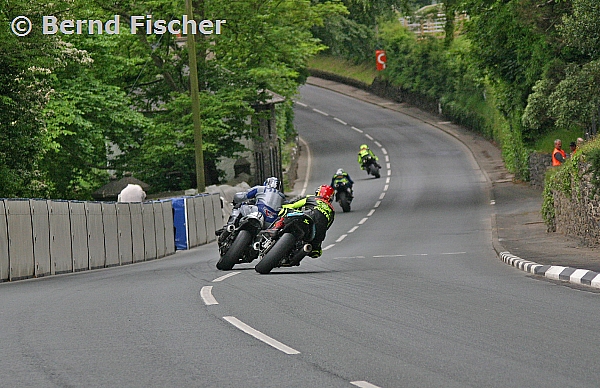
[30,199,51,278]
[172,198,188,250]
[0,201,9,282]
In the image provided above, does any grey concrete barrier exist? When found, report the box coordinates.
[211,194,223,242]
[0,201,9,281]
[161,200,176,255]
[117,203,133,265]
[0,195,216,283]
[6,199,35,280]
[86,202,106,270]
[30,199,51,278]
[142,202,157,261]
[153,201,166,259]
[70,201,89,272]
[203,194,217,243]
[49,200,72,275]
[186,197,199,248]
[129,202,145,263]
[193,195,207,245]
[102,202,120,267]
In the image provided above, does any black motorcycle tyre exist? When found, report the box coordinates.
[338,191,351,212]
[255,233,296,274]
[368,164,381,178]
[216,229,253,270]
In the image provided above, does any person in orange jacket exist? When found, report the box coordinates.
[552,139,566,166]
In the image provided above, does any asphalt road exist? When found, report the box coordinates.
[1,84,600,388]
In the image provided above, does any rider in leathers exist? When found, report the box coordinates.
[357,144,382,170]
[217,177,285,241]
[276,185,335,258]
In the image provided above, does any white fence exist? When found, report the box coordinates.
[0,194,223,282]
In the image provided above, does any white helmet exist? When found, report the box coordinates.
[264,177,279,190]
[336,168,344,175]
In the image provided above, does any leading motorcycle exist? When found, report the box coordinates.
[253,211,315,274]
[216,203,264,270]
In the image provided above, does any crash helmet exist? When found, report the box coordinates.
[264,177,279,190]
[336,168,344,175]
[315,185,334,202]
[360,144,368,150]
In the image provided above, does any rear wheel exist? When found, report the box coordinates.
[338,191,351,212]
[369,164,380,178]
[255,233,296,274]
[216,230,253,270]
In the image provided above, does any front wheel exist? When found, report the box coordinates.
[255,233,296,274]
[216,230,253,270]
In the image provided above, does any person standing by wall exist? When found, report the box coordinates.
[552,139,566,166]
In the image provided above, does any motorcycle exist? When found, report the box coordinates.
[333,181,352,212]
[216,203,264,270]
[361,155,381,178]
[253,211,316,274]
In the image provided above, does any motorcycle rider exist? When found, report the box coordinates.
[357,144,382,170]
[276,185,335,258]
[217,177,285,242]
[331,168,354,200]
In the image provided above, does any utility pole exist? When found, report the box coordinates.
[186,0,205,192]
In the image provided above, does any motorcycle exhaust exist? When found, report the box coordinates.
[226,224,236,233]
[303,244,312,253]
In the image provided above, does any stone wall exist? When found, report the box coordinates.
[529,152,552,190]
[552,164,600,247]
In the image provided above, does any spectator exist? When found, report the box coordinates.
[118,184,147,202]
[552,139,566,166]
[569,141,577,154]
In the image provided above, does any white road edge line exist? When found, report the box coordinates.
[348,226,359,233]
[201,286,218,305]
[323,244,335,251]
[351,381,381,388]
[379,192,386,200]
[365,134,374,140]
[334,117,347,125]
[212,272,240,282]
[295,101,307,107]
[374,200,381,208]
[352,126,363,133]
[367,209,375,217]
[336,234,347,242]
[381,148,387,155]
[358,217,368,225]
[299,137,312,197]
[374,141,382,147]
[312,108,329,116]
[223,316,300,355]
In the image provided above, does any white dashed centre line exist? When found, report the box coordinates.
[223,316,300,355]
[212,272,240,282]
[201,286,218,305]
